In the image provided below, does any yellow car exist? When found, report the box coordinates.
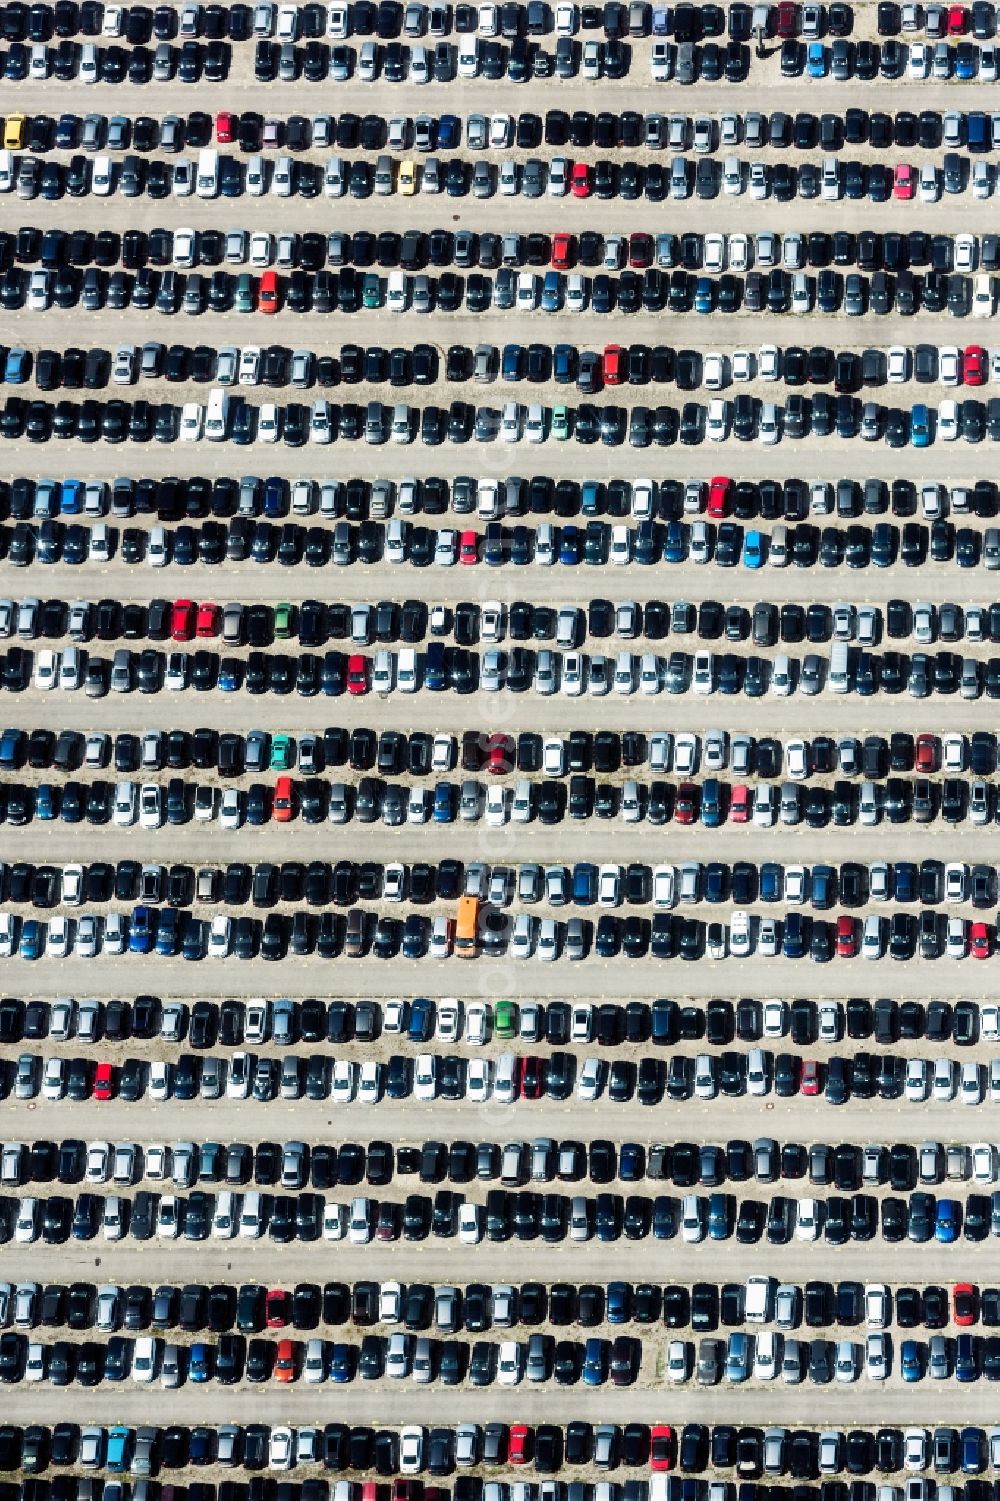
[398,159,417,195]
[3,115,26,150]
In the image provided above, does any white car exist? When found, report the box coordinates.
[466,1003,490,1045]
[466,1058,491,1103]
[729,911,751,958]
[939,346,961,386]
[666,1340,689,1383]
[133,1337,157,1383]
[653,866,676,907]
[34,650,57,690]
[208,916,231,958]
[413,1054,437,1101]
[576,1057,602,1101]
[497,1342,523,1386]
[269,1430,294,1472]
[754,1331,778,1381]
[399,1429,424,1474]
[674,734,698,774]
[703,353,725,390]
[865,1334,888,1381]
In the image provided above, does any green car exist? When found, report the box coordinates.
[362,271,382,308]
[494,999,517,1039]
[273,602,294,638]
[550,405,570,440]
[270,734,294,771]
[233,272,255,312]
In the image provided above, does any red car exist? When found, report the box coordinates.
[216,110,235,143]
[266,1289,290,1327]
[195,601,218,637]
[551,232,574,269]
[570,162,591,197]
[971,922,991,959]
[487,733,514,774]
[273,1338,296,1382]
[459,530,479,565]
[93,1062,113,1100]
[674,782,698,824]
[272,776,294,822]
[346,655,369,695]
[603,344,624,385]
[508,1427,530,1465]
[628,231,654,267]
[776,0,799,33]
[915,733,939,771]
[800,1059,820,1096]
[650,1427,675,1471]
[893,163,915,199]
[170,598,195,641]
[707,476,730,518]
[259,269,278,313]
[953,1284,978,1324]
[964,345,986,385]
[519,1055,543,1099]
[836,915,857,957]
[729,785,750,824]
[947,4,967,30]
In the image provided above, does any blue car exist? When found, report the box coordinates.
[218,661,239,691]
[553,344,574,383]
[129,906,155,954]
[700,778,723,828]
[607,1282,630,1322]
[106,1428,129,1472]
[663,520,684,562]
[807,40,826,74]
[900,1340,922,1382]
[60,479,83,514]
[432,782,453,822]
[4,348,29,384]
[744,530,765,568]
[0,727,22,768]
[502,344,523,381]
[189,1343,211,1383]
[19,920,41,960]
[541,271,561,311]
[782,912,805,959]
[330,1343,351,1383]
[35,783,56,820]
[559,525,580,564]
[911,403,931,447]
[155,909,178,956]
[263,476,286,517]
[694,276,712,313]
[961,1426,983,1469]
[582,1337,606,1386]
[438,113,460,149]
[935,1199,960,1242]
[407,997,433,1044]
[955,44,976,77]
[956,1338,978,1385]
[618,1144,644,1182]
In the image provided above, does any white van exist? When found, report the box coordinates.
[745,1276,773,1323]
[493,1053,516,1104]
[195,148,219,198]
[204,387,229,441]
[387,271,407,311]
[92,156,113,195]
[397,649,417,692]
[828,641,850,693]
